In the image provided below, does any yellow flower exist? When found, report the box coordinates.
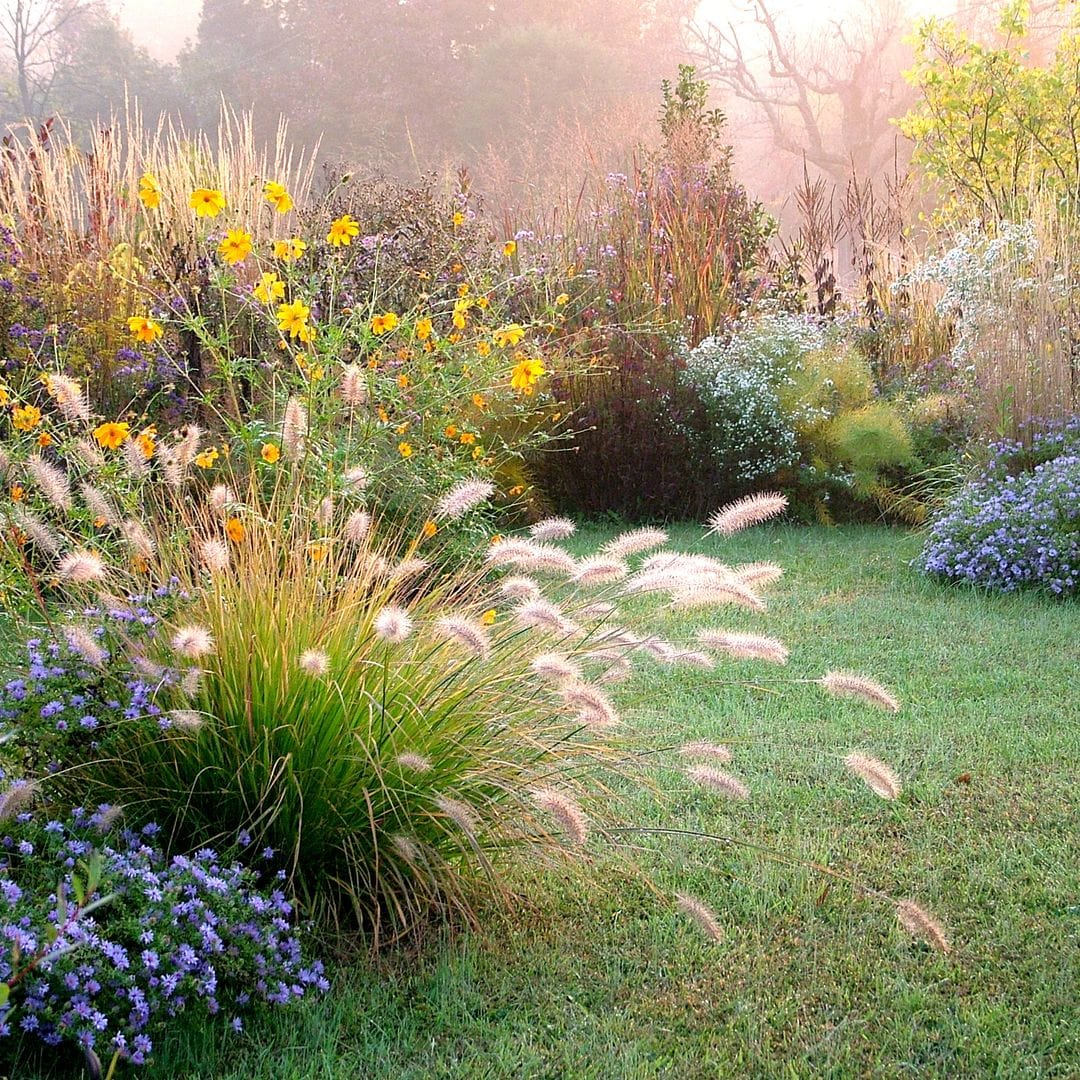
[398,441,413,458]
[190,188,226,218]
[327,214,360,247]
[476,341,491,357]
[510,357,545,393]
[371,312,399,335]
[476,296,490,309]
[195,447,219,469]
[0,387,8,405]
[138,173,161,209]
[452,211,465,229]
[261,442,281,463]
[308,364,325,381]
[128,316,163,344]
[273,238,307,262]
[397,374,410,389]
[481,608,497,625]
[422,519,438,538]
[92,421,130,449]
[10,484,24,502]
[457,283,470,298]
[135,430,156,459]
[503,240,516,257]
[225,517,246,544]
[395,422,410,435]
[36,432,53,447]
[218,228,253,266]
[309,542,328,562]
[471,446,484,460]
[263,181,293,214]
[459,432,476,445]
[555,293,569,306]
[377,406,389,422]
[415,317,433,341]
[508,484,525,497]
[452,300,471,331]
[444,424,458,439]
[276,299,311,339]
[472,393,487,410]
[493,324,525,348]
[489,533,502,545]
[253,272,285,304]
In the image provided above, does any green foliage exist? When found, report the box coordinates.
[824,401,913,475]
[900,10,1080,216]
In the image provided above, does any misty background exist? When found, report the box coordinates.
[0,0,1072,217]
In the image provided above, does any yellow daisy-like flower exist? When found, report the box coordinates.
[493,324,526,348]
[128,316,163,344]
[273,238,307,262]
[261,443,281,463]
[92,421,130,449]
[371,312,399,335]
[138,173,161,209]
[510,357,545,393]
[11,484,25,502]
[422,520,438,538]
[195,447,219,469]
[472,393,487,410]
[555,293,569,306]
[415,317,433,341]
[253,272,286,304]
[135,430,156,459]
[326,214,360,247]
[190,188,226,218]
[503,240,516,257]
[36,432,53,447]
[263,181,293,214]
[397,374,409,389]
[444,424,458,439]
[218,229,253,266]
[276,299,311,339]
[481,608,497,625]
[398,441,413,458]
[459,432,476,445]
[309,543,328,563]
[476,341,491,357]
[452,211,465,229]
[225,517,246,544]
[12,404,41,432]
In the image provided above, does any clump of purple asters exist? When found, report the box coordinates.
[918,426,1079,596]
[0,794,327,1069]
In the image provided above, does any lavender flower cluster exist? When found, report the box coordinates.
[918,439,1079,595]
[0,589,178,780]
[0,797,327,1068]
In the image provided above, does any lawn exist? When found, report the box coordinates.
[13,525,1080,1079]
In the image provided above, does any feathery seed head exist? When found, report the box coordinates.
[48,374,90,422]
[896,900,950,953]
[373,605,413,643]
[435,477,495,520]
[707,492,788,536]
[396,752,432,773]
[434,615,491,659]
[671,581,766,613]
[283,397,308,459]
[679,741,733,763]
[844,752,902,800]
[299,649,330,676]
[530,653,583,684]
[169,709,205,732]
[819,672,900,712]
[122,436,149,477]
[498,575,542,601]
[601,527,669,559]
[64,626,107,666]
[80,484,118,527]
[733,561,785,589]
[208,484,234,514]
[57,550,107,584]
[531,788,589,845]
[675,892,724,941]
[572,556,629,586]
[560,681,620,728]
[435,795,478,835]
[199,537,230,574]
[340,363,368,406]
[686,764,749,800]
[28,456,72,512]
[696,630,789,665]
[170,625,215,660]
[0,780,39,821]
[120,519,155,560]
[515,598,579,636]
[529,516,576,541]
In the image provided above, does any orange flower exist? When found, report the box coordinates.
[135,429,156,459]
[92,421,130,449]
[422,520,438,538]
[472,394,487,410]
[459,432,476,445]
[371,312,399,335]
[444,424,458,439]
[261,442,281,463]
[452,211,465,229]
[510,357,545,393]
[10,484,24,502]
[225,517,246,544]
[309,542,328,562]
[457,283,470,298]
[36,432,53,447]
[415,317,433,341]
[476,341,491,357]
[397,374,410,389]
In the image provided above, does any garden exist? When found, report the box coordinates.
[0,22,1076,1080]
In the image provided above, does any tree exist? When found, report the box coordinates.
[687,0,916,184]
[0,0,96,123]
[899,2,1080,216]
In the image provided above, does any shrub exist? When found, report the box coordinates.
[0,797,326,1074]
[918,430,1080,595]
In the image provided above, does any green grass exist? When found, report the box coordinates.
[13,526,1080,1078]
